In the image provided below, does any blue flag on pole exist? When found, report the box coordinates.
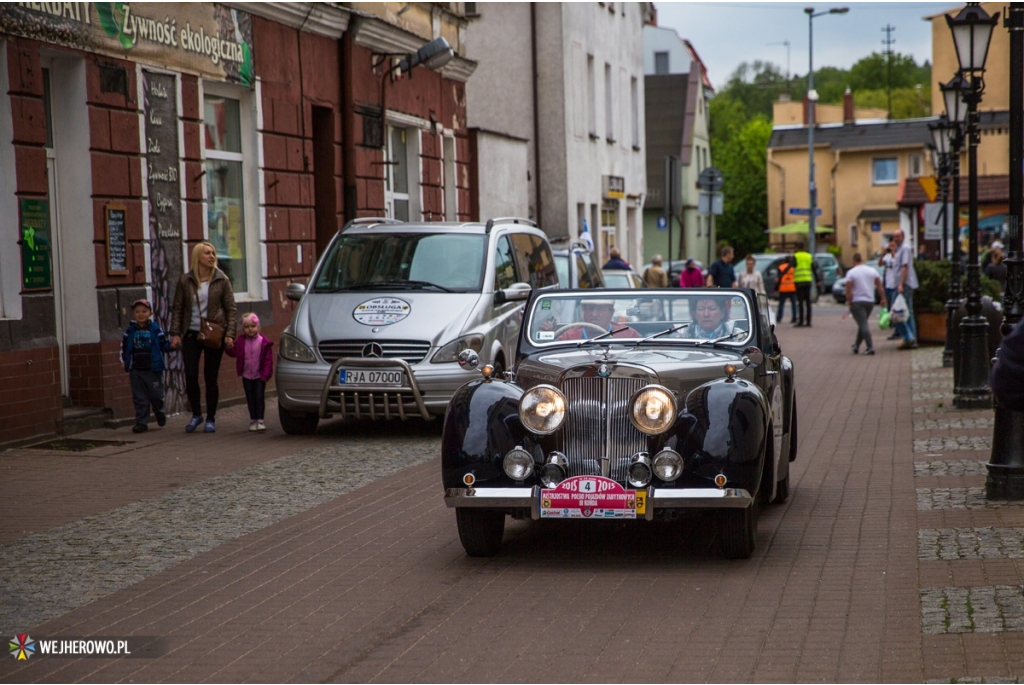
[580,219,595,252]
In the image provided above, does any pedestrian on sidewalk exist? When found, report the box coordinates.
[991,316,1024,410]
[679,258,704,287]
[642,255,669,288]
[225,313,274,432]
[890,229,919,349]
[737,254,766,295]
[121,299,172,433]
[792,245,822,327]
[602,247,631,270]
[776,256,798,323]
[170,241,238,434]
[706,246,738,288]
[878,246,901,340]
[844,253,887,356]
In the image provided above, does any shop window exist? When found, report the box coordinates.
[204,90,255,296]
[872,157,898,185]
[654,52,669,75]
[600,204,617,264]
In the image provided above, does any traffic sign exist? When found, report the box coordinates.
[698,191,723,215]
[788,207,822,216]
[698,167,724,192]
[657,216,668,230]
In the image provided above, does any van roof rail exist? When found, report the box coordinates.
[342,217,403,231]
[484,217,538,233]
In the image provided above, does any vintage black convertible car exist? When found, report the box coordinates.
[442,289,797,559]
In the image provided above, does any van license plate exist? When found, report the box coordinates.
[338,369,405,387]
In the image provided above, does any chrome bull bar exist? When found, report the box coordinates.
[319,357,432,421]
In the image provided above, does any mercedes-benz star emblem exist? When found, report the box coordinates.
[361,342,384,358]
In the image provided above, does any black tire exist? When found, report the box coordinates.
[719,503,758,559]
[492,358,505,380]
[278,406,319,435]
[788,398,798,463]
[456,508,505,557]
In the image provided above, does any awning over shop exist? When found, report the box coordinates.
[856,208,901,223]
[768,221,834,234]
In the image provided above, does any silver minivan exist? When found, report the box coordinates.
[275,217,558,434]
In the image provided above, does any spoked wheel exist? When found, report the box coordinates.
[719,503,758,559]
[456,509,505,557]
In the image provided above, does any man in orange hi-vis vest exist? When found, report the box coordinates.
[776,257,798,324]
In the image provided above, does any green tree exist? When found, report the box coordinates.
[715,117,773,259]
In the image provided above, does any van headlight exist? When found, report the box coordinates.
[280,333,317,363]
[629,385,677,435]
[519,385,567,435]
[431,334,484,363]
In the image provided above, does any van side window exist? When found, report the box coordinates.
[510,234,558,289]
[494,236,517,291]
[575,254,593,288]
[583,252,603,287]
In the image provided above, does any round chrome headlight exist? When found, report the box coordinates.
[503,447,534,481]
[653,448,683,481]
[627,452,653,488]
[629,385,677,435]
[519,385,567,435]
[539,452,568,488]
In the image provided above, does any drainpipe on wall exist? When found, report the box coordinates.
[530,3,542,229]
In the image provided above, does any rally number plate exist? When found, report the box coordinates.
[338,369,405,387]
[540,475,637,519]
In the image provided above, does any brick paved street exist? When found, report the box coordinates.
[1,302,1016,683]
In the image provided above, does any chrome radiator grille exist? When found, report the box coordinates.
[318,340,431,365]
[559,376,648,481]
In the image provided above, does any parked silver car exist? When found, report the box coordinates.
[275,218,558,434]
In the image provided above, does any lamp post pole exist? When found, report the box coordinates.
[947,130,964,372]
[987,2,1024,499]
[805,7,848,256]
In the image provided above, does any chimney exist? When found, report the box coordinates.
[646,6,657,26]
[843,88,854,124]
[803,95,813,126]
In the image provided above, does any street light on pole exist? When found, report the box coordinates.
[929,114,958,367]
[945,2,998,411]
[805,6,848,256]
[940,77,969,376]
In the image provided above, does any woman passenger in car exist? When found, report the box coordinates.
[690,297,735,339]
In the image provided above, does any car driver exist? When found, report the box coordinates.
[553,299,640,340]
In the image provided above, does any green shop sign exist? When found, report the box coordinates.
[0,3,254,87]
[20,198,52,291]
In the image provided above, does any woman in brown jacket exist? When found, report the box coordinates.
[170,241,237,433]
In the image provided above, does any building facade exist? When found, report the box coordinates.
[465,2,651,268]
[0,2,475,446]
[642,23,714,267]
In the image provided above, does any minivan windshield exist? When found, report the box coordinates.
[313,232,487,293]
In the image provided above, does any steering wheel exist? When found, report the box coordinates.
[553,322,612,338]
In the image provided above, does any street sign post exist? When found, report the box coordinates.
[697,167,724,266]
[788,207,822,216]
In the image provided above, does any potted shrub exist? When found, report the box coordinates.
[913,259,1002,344]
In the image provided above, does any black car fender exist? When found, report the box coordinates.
[441,379,540,490]
[672,377,771,495]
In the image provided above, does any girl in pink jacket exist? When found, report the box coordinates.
[226,313,274,431]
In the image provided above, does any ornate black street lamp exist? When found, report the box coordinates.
[987,2,1024,499]
[941,77,968,379]
[929,115,957,366]
[946,2,998,410]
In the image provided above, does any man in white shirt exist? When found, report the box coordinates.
[846,252,888,355]
[890,229,920,349]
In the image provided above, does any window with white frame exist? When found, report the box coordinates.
[604,63,613,142]
[908,153,923,178]
[385,125,420,221]
[872,157,898,185]
[203,88,256,296]
[654,52,669,75]
[443,135,457,221]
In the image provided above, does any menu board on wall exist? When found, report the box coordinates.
[105,201,128,275]
[20,198,52,291]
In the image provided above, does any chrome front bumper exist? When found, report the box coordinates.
[444,486,754,521]
[318,357,431,421]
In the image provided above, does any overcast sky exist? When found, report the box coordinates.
[655,1,955,90]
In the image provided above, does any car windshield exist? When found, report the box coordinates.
[527,290,754,346]
[312,232,486,292]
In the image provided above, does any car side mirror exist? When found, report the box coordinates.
[494,282,532,305]
[741,346,765,368]
[286,282,306,301]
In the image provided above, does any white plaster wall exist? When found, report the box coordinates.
[0,41,21,320]
[51,57,99,345]
[463,3,536,218]
[642,25,691,75]
[535,2,568,237]
[475,132,529,219]
[555,2,647,265]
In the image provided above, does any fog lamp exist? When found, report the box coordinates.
[503,447,533,481]
[653,449,683,481]
[627,452,653,488]
[539,451,568,488]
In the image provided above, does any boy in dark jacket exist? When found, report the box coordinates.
[121,299,172,433]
